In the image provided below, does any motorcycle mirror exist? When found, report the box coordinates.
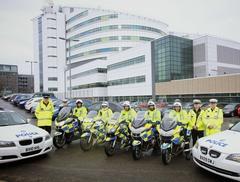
[27,118,32,123]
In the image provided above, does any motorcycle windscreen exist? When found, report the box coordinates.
[160,115,178,131]
[57,107,72,122]
[108,112,121,124]
[87,110,98,119]
[132,111,147,128]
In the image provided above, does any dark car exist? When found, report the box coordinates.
[223,103,240,117]
[88,101,123,113]
[12,94,32,106]
[9,94,19,103]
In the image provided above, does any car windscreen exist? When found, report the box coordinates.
[0,112,27,126]
[230,122,240,132]
[224,104,236,109]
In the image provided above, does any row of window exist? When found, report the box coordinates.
[72,82,107,90]
[47,18,56,21]
[108,55,145,71]
[68,36,153,51]
[48,77,58,81]
[66,14,118,33]
[47,27,56,30]
[66,10,88,24]
[0,65,17,72]
[48,87,58,91]
[48,66,57,69]
[108,75,145,86]
[67,47,119,60]
[70,68,107,80]
[69,24,165,40]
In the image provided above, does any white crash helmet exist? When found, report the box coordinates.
[101,101,109,107]
[76,99,83,104]
[147,101,156,107]
[173,102,182,107]
[123,101,131,108]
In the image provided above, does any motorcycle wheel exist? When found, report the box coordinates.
[53,134,66,149]
[104,141,115,157]
[132,148,141,160]
[80,136,93,151]
[162,149,171,165]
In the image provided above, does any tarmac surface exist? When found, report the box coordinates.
[0,99,238,182]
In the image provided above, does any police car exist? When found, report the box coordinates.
[192,121,240,181]
[0,108,53,164]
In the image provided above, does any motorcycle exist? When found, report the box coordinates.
[53,107,81,148]
[129,111,159,160]
[104,112,131,156]
[80,111,106,151]
[157,115,191,165]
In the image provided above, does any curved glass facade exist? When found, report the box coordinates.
[67,47,120,60]
[68,36,154,51]
[69,24,166,40]
[67,14,118,33]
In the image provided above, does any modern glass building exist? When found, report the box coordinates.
[152,35,193,82]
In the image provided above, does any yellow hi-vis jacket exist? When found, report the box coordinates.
[35,100,54,127]
[169,109,189,128]
[202,107,223,136]
[73,106,87,120]
[97,108,113,123]
[188,109,205,131]
[144,109,161,123]
[119,109,137,123]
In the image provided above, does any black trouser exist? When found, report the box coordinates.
[39,126,51,134]
[191,129,204,146]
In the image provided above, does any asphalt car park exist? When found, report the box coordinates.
[0,99,239,182]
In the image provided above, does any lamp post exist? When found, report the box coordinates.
[25,61,38,75]
[59,37,80,99]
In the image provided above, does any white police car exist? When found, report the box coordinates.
[192,121,240,181]
[0,108,53,164]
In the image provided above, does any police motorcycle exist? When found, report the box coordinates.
[104,112,131,156]
[53,107,81,148]
[129,111,160,160]
[80,111,106,151]
[157,114,191,165]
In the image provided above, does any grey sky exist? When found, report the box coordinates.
[0,0,239,74]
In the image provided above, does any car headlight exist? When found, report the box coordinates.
[226,154,240,163]
[0,141,16,148]
[45,134,51,141]
[194,141,199,149]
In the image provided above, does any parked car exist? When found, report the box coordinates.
[223,103,240,117]
[9,94,19,103]
[2,94,14,101]
[25,97,42,112]
[88,101,123,113]
[12,94,32,106]
[238,107,240,118]
[18,99,30,109]
[0,107,53,164]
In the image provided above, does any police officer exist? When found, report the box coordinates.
[203,99,223,136]
[73,99,88,121]
[144,101,161,123]
[188,99,205,145]
[169,102,190,159]
[119,101,137,123]
[97,101,113,123]
[35,94,54,134]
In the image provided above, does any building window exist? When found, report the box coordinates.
[108,75,146,86]
[67,47,119,61]
[66,14,118,33]
[48,46,57,48]
[47,36,57,39]
[48,55,57,58]
[47,18,56,21]
[48,66,57,69]
[66,10,88,24]
[108,56,145,71]
[47,27,56,30]
[72,82,107,90]
[70,68,107,80]
[48,77,58,81]
[48,87,58,91]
